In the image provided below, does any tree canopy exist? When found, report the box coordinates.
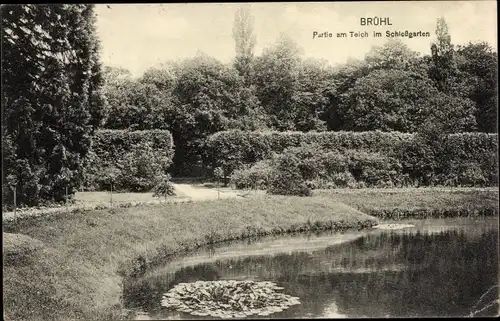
[2,4,106,207]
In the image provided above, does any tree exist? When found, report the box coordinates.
[102,66,135,128]
[103,66,173,130]
[2,4,105,207]
[456,42,498,133]
[429,17,461,95]
[293,58,333,131]
[365,39,424,73]
[232,5,256,82]
[326,58,368,131]
[252,33,304,130]
[168,53,263,175]
[341,69,476,132]
[139,65,177,93]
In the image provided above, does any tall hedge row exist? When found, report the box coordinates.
[207,130,498,187]
[206,130,412,174]
[82,130,175,191]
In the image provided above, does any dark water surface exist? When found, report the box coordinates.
[124,218,499,319]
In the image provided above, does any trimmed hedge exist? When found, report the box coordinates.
[398,132,498,187]
[207,130,411,177]
[82,130,175,191]
[231,144,405,193]
[446,133,498,185]
[210,130,498,187]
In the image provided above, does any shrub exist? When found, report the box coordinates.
[152,174,176,198]
[443,133,498,186]
[326,172,358,189]
[267,153,311,196]
[82,130,174,191]
[455,163,487,187]
[234,144,406,191]
[209,130,498,187]
[398,131,498,187]
[345,150,403,187]
[279,144,403,189]
[206,130,410,178]
[116,143,171,192]
[230,160,273,190]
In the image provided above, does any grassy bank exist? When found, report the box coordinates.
[3,196,376,321]
[314,188,499,219]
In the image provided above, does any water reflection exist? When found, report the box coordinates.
[123,218,499,319]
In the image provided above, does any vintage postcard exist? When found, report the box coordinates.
[2,1,498,320]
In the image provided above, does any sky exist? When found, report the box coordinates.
[95,1,498,77]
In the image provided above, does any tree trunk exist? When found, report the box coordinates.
[65,186,69,214]
[13,186,16,215]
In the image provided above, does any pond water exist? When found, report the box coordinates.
[124,217,499,319]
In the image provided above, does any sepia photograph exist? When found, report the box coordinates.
[2,1,498,320]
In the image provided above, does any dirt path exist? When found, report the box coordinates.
[2,184,242,222]
[172,183,241,201]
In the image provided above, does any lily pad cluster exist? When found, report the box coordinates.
[161,280,301,319]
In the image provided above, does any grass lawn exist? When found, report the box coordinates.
[313,188,499,219]
[3,196,375,321]
[313,188,499,210]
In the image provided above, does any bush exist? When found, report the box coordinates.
[267,153,312,196]
[326,172,358,189]
[278,144,403,189]
[209,130,498,187]
[444,133,498,186]
[398,131,498,187]
[230,160,273,190]
[345,150,403,187]
[233,143,410,191]
[206,130,410,178]
[152,174,176,198]
[115,143,171,192]
[82,130,174,191]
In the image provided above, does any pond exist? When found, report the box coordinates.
[124,217,499,319]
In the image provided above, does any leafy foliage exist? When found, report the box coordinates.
[93,16,496,181]
[340,68,477,132]
[456,42,498,133]
[267,152,312,197]
[2,4,106,208]
[82,130,174,191]
[152,174,176,198]
[210,130,498,188]
[232,5,256,82]
[207,129,411,176]
[230,160,273,190]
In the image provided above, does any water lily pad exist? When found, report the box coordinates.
[161,280,300,319]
